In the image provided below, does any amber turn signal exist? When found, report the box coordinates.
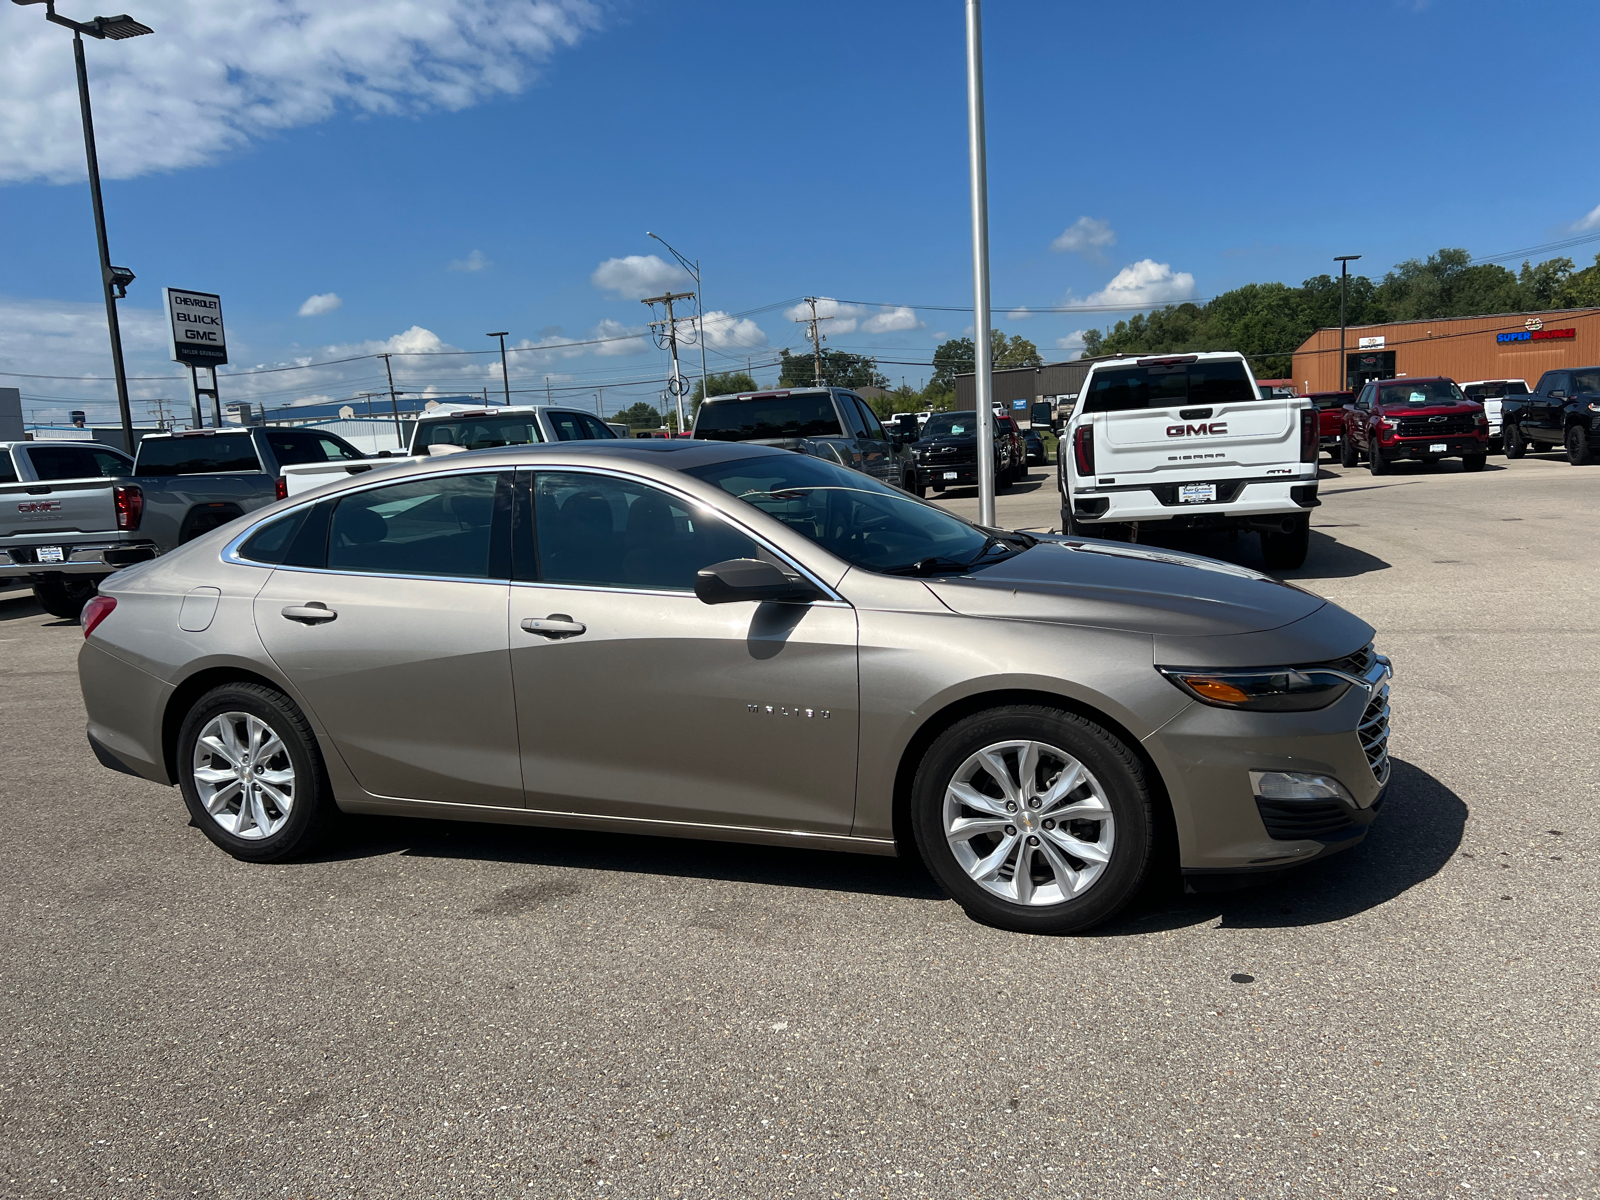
[1183,677,1252,705]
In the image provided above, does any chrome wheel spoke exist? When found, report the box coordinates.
[948,815,1009,842]
[1013,842,1037,905]
[1035,836,1083,895]
[1036,761,1085,813]
[256,778,293,816]
[977,750,1021,806]
[204,780,241,815]
[947,782,1010,819]
[198,734,238,768]
[255,767,294,788]
[1015,741,1042,803]
[971,832,1021,882]
[1044,826,1111,866]
[193,766,238,787]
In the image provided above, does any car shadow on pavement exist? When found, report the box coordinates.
[1103,757,1467,934]
[1138,527,1392,580]
[317,817,947,901]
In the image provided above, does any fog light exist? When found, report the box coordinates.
[1249,771,1354,804]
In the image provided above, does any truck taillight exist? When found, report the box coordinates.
[81,595,116,638]
[1299,408,1318,463]
[1072,425,1095,476]
[275,475,288,501]
[113,484,143,531]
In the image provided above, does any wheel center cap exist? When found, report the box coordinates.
[1018,809,1036,832]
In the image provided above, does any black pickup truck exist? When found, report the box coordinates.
[1501,366,1600,464]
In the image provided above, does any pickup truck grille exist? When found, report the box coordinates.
[1395,414,1475,437]
[920,445,976,466]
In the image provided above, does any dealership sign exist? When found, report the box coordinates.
[1358,336,1385,349]
[163,288,228,366]
[1497,327,1575,344]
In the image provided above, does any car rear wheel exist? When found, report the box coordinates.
[1339,437,1358,468]
[1462,453,1487,472]
[910,706,1153,935]
[1260,513,1310,570]
[1566,425,1594,465]
[176,682,339,863]
[31,576,99,621]
[1504,426,1526,458]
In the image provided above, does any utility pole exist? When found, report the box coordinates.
[965,0,997,526]
[643,290,695,433]
[1335,255,1362,392]
[795,297,833,387]
[486,332,511,405]
[647,233,711,417]
[380,354,404,448]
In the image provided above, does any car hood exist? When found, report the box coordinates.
[1373,400,1482,416]
[925,538,1374,665]
[916,435,979,451]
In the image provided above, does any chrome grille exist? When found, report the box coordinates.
[1396,414,1475,437]
[1357,660,1392,787]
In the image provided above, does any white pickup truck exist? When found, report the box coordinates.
[1056,351,1321,569]
[277,404,620,497]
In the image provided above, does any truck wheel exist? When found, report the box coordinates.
[911,472,927,499]
[32,576,99,621]
[1260,515,1310,571]
[1462,453,1487,472]
[1339,437,1358,468]
[176,682,341,864]
[908,705,1154,935]
[1566,426,1594,465]
[1368,442,1390,475]
[1504,426,1526,458]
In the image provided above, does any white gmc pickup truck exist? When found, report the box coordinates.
[1056,352,1320,569]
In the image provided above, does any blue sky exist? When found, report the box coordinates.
[4,0,1600,425]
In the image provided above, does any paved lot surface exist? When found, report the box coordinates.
[2,451,1597,1198]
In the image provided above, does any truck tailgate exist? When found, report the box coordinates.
[0,479,118,540]
[1099,402,1295,475]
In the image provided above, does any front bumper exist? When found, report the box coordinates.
[1,540,159,580]
[924,462,982,487]
[1145,651,1393,878]
[1379,435,1487,460]
[1069,477,1318,527]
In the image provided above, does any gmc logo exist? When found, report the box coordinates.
[1166,422,1228,437]
[16,501,61,513]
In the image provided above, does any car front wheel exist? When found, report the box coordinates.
[1340,436,1358,468]
[1504,426,1526,458]
[910,706,1153,934]
[1567,425,1594,465]
[1368,440,1390,475]
[176,682,339,863]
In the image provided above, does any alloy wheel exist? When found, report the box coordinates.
[191,711,296,839]
[942,739,1115,906]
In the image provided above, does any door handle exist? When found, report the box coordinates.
[281,603,337,624]
[521,614,586,639]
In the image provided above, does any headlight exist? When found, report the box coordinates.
[1157,666,1354,712]
[1588,402,1600,413]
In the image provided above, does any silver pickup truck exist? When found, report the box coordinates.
[1,427,364,618]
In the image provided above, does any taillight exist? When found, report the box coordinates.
[113,484,142,531]
[1299,408,1318,463]
[274,475,288,501]
[1072,425,1095,476]
[81,595,116,638]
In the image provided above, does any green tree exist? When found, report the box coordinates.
[929,330,1044,392]
[611,401,662,429]
[777,348,889,390]
[690,371,758,403]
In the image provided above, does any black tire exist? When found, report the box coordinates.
[1339,436,1358,468]
[1461,453,1487,473]
[175,682,340,864]
[932,482,945,493]
[1368,440,1390,475]
[912,474,928,499]
[32,576,99,620]
[1059,500,1076,536]
[1566,425,1594,465]
[909,705,1154,935]
[1504,425,1526,459]
[1260,514,1310,570]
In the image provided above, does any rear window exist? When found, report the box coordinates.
[1310,392,1353,410]
[694,394,841,441]
[414,414,543,452]
[27,445,132,480]
[264,430,363,467]
[1083,360,1257,413]
[135,434,260,476]
[1464,381,1529,399]
[0,449,15,485]
[1377,380,1464,405]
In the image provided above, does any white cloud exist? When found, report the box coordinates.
[700,311,769,350]
[297,292,342,317]
[861,306,921,334]
[1055,330,1089,359]
[1051,216,1116,256]
[591,254,690,300]
[1006,307,1031,322]
[589,319,651,357]
[448,250,491,273]
[780,298,921,338]
[1574,204,1600,231]
[0,1,601,185]
[1076,260,1196,309]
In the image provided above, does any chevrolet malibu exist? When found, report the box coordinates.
[77,440,1391,934]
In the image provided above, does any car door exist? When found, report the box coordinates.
[252,468,522,807]
[847,395,895,482]
[1348,384,1373,451]
[1532,373,1567,444]
[508,468,860,834]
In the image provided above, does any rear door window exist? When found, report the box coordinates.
[26,445,107,480]
[577,414,617,440]
[0,449,16,484]
[135,435,261,475]
[415,415,543,452]
[547,411,587,442]
[327,472,506,579]
[695,394,843,440]
[1082,360,1256,413]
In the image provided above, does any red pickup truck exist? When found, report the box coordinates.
[1339,377,1489,474]
[1306,391,1353,459]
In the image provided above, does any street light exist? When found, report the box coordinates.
[13,0,151,453]
[647,232,710,426]
[486,332,510,405]
[1335,255,1362,393]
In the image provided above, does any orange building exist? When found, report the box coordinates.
[1291,308,1600,393]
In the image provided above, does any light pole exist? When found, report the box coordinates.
[14,0,151,453]
[1335,255,1361,392]
[486,332,510,405]
[647,232,711,416]
[965,0,997,526]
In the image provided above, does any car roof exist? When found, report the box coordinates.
[702,387,837,404]
[1375,376,1453,386]
[1093,351,1248,368]
[414,404,589,420]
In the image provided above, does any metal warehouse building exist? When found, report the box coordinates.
[1292,308,1600,393]
[953,360,1098,411]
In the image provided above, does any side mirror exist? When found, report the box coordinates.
[1550,390,1566,400]
[695,558,820,605]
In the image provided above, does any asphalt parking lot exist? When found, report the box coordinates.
[3,449,1597,1198]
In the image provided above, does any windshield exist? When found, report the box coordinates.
[694,394,841,441]
[920,412,986,438]
[684,453,1025,575]
[1083,360,1257,413]
[1311,392,1352,409]
[1377,380,1464,405]
[1464,381,1528,399]
[415,414,543,452]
